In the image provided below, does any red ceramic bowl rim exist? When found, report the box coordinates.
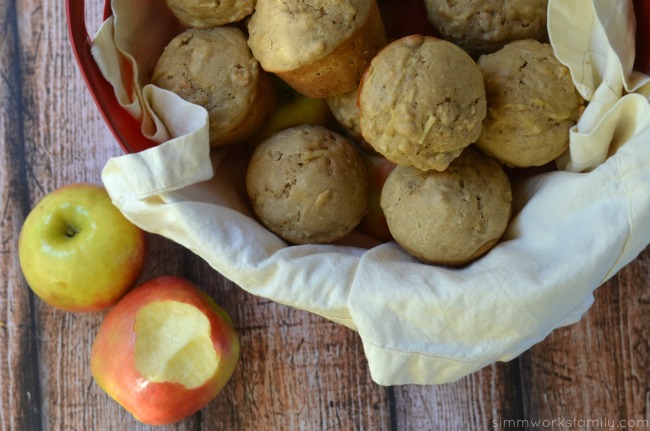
[67,0,650,155]
[66,0,158,154]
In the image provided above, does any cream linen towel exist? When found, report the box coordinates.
[96,0,650,385]
[553,0,650,171]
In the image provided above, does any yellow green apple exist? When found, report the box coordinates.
[250,79,334,145]
[90,276,240,425]
[18,183,146,312]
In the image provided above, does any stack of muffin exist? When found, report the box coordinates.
[152,0,584,266]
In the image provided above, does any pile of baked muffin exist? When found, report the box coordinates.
[152,0,584,266]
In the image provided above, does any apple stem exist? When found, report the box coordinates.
[65,225,79,238]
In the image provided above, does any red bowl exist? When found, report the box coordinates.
[67,0,650,155]
[66,0,158,153]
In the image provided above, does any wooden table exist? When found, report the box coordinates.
[2,1,649,429]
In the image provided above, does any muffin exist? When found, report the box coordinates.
[247,0,387,99]
[246,125,368,244]
[151,27,276,146]
[424,0,548,56]
[359,35,486,172]
[164,0,255,28]
[327,88,363,142]
[381,148,512,266]
[326,87,379,153]
[476,39,584,167]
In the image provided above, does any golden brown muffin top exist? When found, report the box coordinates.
[380,148,512,266]
[151,27,263,145]
[359,35,486,171]
[424,0,548,55]
[476,39,584,167]
[247,0,372,72]
[165,0,256,28]
[246,125,368,244]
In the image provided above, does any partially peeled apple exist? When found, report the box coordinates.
[90,276,240,425]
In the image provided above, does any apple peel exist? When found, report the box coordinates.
[18,183,146,312]
[90,276,240,425]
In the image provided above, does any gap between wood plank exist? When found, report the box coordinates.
[4,1,44,430]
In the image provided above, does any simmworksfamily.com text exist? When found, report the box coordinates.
[492,417,649,429]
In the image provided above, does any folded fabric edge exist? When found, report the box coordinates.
[358,281,599,386]
[563,93,649,172]
[362,340,489,386]
[103,133,213,200]
[349,132,647,385]
[90,17,141,117]
[602,119,650,280]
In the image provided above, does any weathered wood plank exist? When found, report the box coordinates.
[393,362,522,430]
[519,247,650,428]
[0,0,45,429]
[616,250,650,422]
[5,0,650,429]
[191,257,393,430]
[14,0,198,429]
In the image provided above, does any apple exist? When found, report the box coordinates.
[356,150,397,242]
[249,79,335,145]
[18,183,146,312]
[90,275,240,425]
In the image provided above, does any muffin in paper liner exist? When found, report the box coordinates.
[87,0,650,385]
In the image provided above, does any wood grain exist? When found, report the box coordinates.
[520,248,650,428]
[1,1,45,429]
[191,258,393,431]
[15,2,108,431]
[2,0,650,430]
[14,1,203,428]
[393,363,522,430]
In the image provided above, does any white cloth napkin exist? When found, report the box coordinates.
[96,0,650,385]
[553,0,650,171]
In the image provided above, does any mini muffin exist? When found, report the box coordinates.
[476,39,584,167]
[246,125,368,244]
[381,148,512,266]
[247,0,387,99]
[164,0,255,28]
[326,87,378,153]
[151,27,276,146]
[359,35,486,172]
[327,88,363,141]
[424,0,548,56]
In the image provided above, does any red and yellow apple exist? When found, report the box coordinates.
[90,276,240,425]
[18,183,146,312]
[356,151,397,242]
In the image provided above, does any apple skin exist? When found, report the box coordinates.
[249,80,335,145]
[90,276,240,426]
[356,151,397,242]
[18,183,146,312]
